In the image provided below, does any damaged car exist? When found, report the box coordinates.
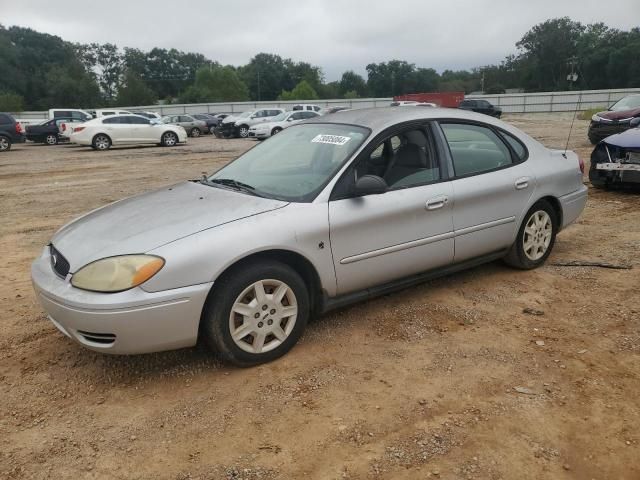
[589,117,640,189]
[588,94,640,144]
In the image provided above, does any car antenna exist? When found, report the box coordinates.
[563,91,583,159]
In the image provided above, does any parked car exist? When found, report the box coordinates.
[32,107,587,366]
[292,104,322,112]
[130,111,161,120]
[248,110,320,139]
[214,111,255,138]
[192,114,221,134]
[589,117,640,188]
[69,114,187,150]
[234,108,286,138]
[323,106,350,114]
[26,118,71,145]
[95,109,132,117]
[0,113,26,151]
[48,109,93,122]
[161,114,207,137]
[458,99,502,118]
[588,94,640,144]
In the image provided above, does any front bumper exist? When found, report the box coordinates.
[31,247,212,354]
[248,129,269,139]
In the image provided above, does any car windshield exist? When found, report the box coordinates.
[206,123,369,202]
[610,96,640,111]
[238,111,253,118]
[270,112,288,122]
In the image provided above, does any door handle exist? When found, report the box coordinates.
[426,195,448,210]
[515,177,530,190]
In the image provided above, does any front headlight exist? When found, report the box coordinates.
[71,255,165,293]
[591,114,601,122]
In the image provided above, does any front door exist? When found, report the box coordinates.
[329,126,455,295]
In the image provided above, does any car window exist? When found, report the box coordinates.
[54,111,71,118]
[128,116,150,125]
[290,112,304,121]
[0,114,14,124]
[102,111,115,116]
[498,131,527,161]
[209,124,369,202]
[180,116,192,122]
[440,123,513,176]
[292,105,302,111]
[102,117,121,124]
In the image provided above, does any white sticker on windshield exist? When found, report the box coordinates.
[311,134,351,146]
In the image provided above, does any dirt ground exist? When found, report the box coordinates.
[1,113,638,480]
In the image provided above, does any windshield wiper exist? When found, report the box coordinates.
[205,178,264,197]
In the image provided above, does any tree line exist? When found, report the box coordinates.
[1,18,639,111]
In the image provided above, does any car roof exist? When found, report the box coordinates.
[303,106,501,133]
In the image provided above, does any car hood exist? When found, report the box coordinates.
[596,107,640,121]
[602,128,640,148]
[51,181,288,271]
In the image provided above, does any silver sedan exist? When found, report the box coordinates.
[31,108,587,366]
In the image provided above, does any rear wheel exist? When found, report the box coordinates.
[45,133,58,145]
[161,131,178,147]
[271,127,283,136]
[504,200,558,269]
[190,128,201,138]
[0,136,11,152]
[92,134,111,151]
[201,261,309,366]
[209,125,216,134]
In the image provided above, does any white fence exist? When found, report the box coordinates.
[13,87,640,124]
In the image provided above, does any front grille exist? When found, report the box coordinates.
[77,330,116,345]
[50,245,70,278]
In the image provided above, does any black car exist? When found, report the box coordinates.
[458,99,502,118]
[588,94,640,144]
[0,113,26,151]
[192,114,221,134]
[25,118,72,145]
[589,118,640,189]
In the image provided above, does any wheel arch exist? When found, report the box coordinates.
[92,132,112,144]
[537,195,563,230]
[203,249,324,319]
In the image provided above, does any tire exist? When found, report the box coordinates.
[161,131,178,147]
[190,128,201,138]
[209,125,216,134]
[45,133,58,145]
[238,125,250,138]
[0,136,11,152]
[504,200,558,270]
[201,260,310,367]
[92,134,111,151]
[271,127,283,136]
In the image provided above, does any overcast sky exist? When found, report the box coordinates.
[2,0,639,80]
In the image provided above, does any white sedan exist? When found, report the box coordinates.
[248,110,321,140]
[70,114,188,150]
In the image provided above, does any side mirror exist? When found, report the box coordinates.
[351,175,388,197]
[630,117,640,128]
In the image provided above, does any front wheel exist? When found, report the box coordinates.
[201,261,309,366]
[45,133,58,145]
[92,134,111,151]
[0,136,11,152]
[504,200,558,269]
[271,127,282,136]
[237,125,249,138]
[190,128,201,138]
[161,131,178,147]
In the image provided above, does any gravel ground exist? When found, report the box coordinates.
[1,114,638,479]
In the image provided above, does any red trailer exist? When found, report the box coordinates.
[393,92,464,108]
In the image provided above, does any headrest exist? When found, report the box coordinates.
[403,130,428,147]
[395,143,427,168]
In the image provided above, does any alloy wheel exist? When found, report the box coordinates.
[163,132,177,146]
[46,134,57,145]
[239,127,249,138]
[523,210,552,261]
[191,128,200,137]
[0,137,9,151]
[94,135,110,150]
[228,279,298,354]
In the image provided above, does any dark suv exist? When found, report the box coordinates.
[0,113,26,151]
[458,99,502,118]
[588,94,640,144]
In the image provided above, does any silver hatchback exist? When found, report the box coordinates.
[32,108,587,366]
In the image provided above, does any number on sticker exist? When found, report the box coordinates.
[311,134,351,146]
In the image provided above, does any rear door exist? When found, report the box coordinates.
[101,117,131,143]
[437,121,533,262]
[329,124,455,294]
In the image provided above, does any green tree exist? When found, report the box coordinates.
[180,65,249,102]
[339,71,367,97]
[240,53,288,101]
[117,70,157,106]
[278,80,319,101]
[0,92,24,111]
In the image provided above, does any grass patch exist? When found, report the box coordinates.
[578,107,606,120]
